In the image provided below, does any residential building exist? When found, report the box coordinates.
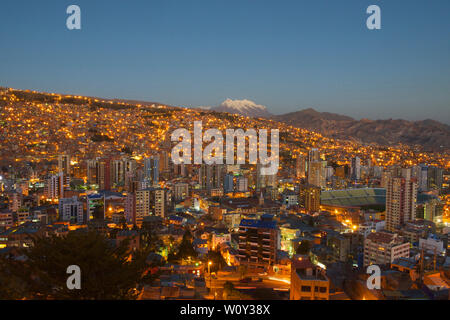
[364,231,410,267]
[290,255,330,300]
[385,175,417,232]
[59,196,84,224]
[237,215,279,271]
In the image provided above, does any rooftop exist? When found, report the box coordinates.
[366,231,398,244]
[239,218,276,230]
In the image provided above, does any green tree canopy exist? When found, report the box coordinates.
[140,221,163,253]
[204,249,227,273]
[0,254,28,300]
[296,240,311,255]
[175,229,197,261]
[4,231,149,300]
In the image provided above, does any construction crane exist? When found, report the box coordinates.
[417,245,439,285]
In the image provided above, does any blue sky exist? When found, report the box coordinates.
[0,0,449,123]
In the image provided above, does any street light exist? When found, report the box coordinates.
[208,261,213,299]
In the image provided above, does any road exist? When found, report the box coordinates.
[204,274,290,291]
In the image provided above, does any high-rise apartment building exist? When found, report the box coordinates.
[385,174,417,232]
[308,148,320,163]
[133,188,166,226]
[86,158,113,190]
[223,173,234,193]
[58,154,70,175]
[301,185,321,213]
[412,164,428,191]
[199,164,224,190]
[59,196,84,224]
[351,156,361,181]
[144,157,159,186]
[237,215,279,271]
[296,154,306,179]
[97,158,112,190]
[7,191,22,213]
[173,183,189,201]
[45,172,64,200]
[112,158,136,186]
[307,161,326,188]
[124,193,136,224]
[86,159,98,185]
[427,166,443,192]
[236,176,248,192]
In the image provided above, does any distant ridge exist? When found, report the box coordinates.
[272,108,450,151]
[2,86,448,151]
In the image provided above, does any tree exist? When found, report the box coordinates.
[176,229,197,261]
[296,240,311,255]
[10,231,149,299]
[167,252,178,264]
[0,255,28,299]
[204,250,227,273]
[140,221,163,253]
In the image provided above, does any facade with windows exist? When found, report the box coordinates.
[290,255,330,300]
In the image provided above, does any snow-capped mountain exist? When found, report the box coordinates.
[211,99,272,118]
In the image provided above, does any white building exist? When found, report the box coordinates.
[59,196,84,224]
[45,172,65,200]
[358,220,386,237]
[364,231,410,267]
[419,235,445,255]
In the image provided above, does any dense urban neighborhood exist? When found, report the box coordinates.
[0,88,449,300]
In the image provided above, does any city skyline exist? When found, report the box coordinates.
[0,83,448,302]
[0,1,449,303]
[1,0,450,124]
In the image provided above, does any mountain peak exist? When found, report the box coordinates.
[301,107,318,112]
[211,98,272,118]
